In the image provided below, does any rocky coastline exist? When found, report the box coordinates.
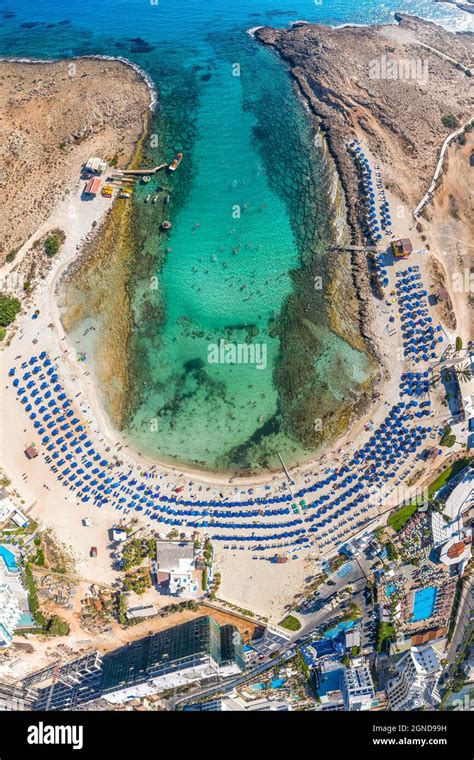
[255,12,474,420]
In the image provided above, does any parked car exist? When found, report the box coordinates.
[90,546,98,558]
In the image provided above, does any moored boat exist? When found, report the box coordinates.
[168,152,183,172]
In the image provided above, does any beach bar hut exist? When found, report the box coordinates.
[392,238,413,259]
[24,445,39,460]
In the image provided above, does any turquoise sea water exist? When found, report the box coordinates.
[0,0,468,473]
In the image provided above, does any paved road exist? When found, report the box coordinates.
[296,557,373,636]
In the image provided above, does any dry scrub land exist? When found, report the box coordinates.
[0,58,151,261]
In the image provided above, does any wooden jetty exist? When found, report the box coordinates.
[112,162,168,178]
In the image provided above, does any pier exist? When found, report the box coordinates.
[328,245,382,253]
[112,162,168,177]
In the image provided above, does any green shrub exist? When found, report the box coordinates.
[441,114,460,129]
[0,294,21,327]
[440,426,453,446]
[386,542,398,561]
[46,616,70,636]
[44,235,60,257]
[0,327,6,342]
[441,434,456,448]
[455,336,463,352]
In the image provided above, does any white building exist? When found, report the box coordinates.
[0,583,22,647]
[11,510,28,529]
[431,469,472,575]
[185,693,292,711]
[152,541,198,597]
[126,604,157,620]
[345,629,361,650]
[341,664,375,711]
[386,644,442,711]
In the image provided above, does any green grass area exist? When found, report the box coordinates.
[388,458,472,532]
[388,503,418,532]
[427,458,471,498]
[279,614,301,632]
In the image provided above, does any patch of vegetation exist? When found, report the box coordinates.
[385,542,398,561]
[44,235,60,257]
[279,614,301,632]
[46,616,70,636]
[441,114,460,129]
[123,567,151,595]
[428,458,471,497]
[442,434,456,448]
[208,571,221,602]
[0,327,5,342]
[376,621,395,653]
[440,425,456,447]
[341,601,361,623]
[388,503,418,532]
[31,548,45,567]
[455,336,463,352]
[116,592,127,625]
[122,537,155,570]
[24,563,40,616]
[23,564,69,635]
[0,293,21,327]
[5,250,17,263]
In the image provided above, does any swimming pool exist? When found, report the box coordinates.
[323,620,356,640]
[250,678,286,692]
[411,586,437,622]
[0,545,18,572]
[317,668,343,697]
[338,563,353,579]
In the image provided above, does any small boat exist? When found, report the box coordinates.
[152,195,159,203]
[145,194,151,203]
[164,194,170,205]
[118,191,131,199]
[142,175,151,183]
[161,220,172,231]
[168,152,183,172]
